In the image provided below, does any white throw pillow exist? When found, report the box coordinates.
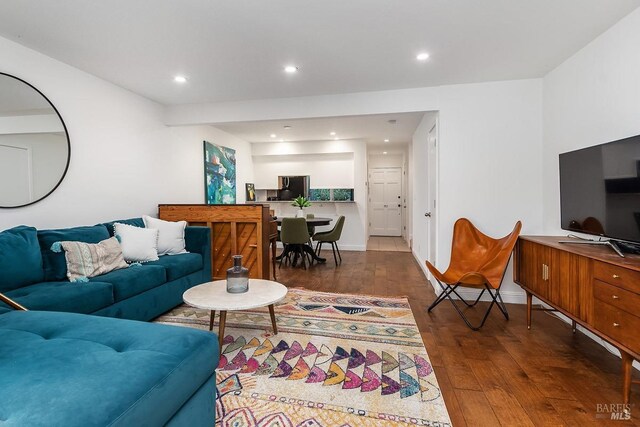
[142,215,188,255]
[114,222,159,262]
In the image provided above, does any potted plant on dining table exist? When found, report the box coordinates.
[292,196,311,218]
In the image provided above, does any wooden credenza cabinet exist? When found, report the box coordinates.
[515,236,640,404]
[158,204,275,281]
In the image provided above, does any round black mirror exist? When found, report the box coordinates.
[0,73,70,208]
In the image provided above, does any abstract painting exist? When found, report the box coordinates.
[204,141,236,204]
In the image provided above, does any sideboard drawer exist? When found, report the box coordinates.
[593,300,640,354]
[594,261,640,294]
[594,280,640,316]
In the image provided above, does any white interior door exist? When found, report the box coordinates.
[426,124,438,265]
[0,144,31,206]
[369,167,402,236]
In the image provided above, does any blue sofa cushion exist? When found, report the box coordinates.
[145,253,203,281]
[89,265,166,301]
[0,226,44,292]
[100,217,144,236]
[0,310,218,427]
[38,225,111,281]
[4,281,114,314]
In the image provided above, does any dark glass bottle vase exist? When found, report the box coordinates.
[226,255,249,293]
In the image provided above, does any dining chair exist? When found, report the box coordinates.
[313,215,345,266]
[426,218,522,330]
[280,217,312,269]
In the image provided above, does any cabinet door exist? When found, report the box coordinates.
[549,250,579,314]
[517,240,550,299]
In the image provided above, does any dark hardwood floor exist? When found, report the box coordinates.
[274,249,640,426]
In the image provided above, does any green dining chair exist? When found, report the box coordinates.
[280,217,312,269]
[306,213,316,242]
[313,215,345,266]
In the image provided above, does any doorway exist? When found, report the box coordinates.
[369,167,402,236]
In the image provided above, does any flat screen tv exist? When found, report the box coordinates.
[560,133,640,246]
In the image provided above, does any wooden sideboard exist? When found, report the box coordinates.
[158,204,276,281]
[515,236,640,404]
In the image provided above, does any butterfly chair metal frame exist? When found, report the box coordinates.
[426,218,522,331]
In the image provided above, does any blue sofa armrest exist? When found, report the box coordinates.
[185,226,211,281]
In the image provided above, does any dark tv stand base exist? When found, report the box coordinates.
[558,239,625,257]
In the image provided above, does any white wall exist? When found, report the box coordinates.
[164,125,254,205]
[0,35,254,231]
[169,79,544,301]
[542,7,640,362]
[411,113,438,269]
[543,8,640,235]
[0,35,171,230]
[252,140,367,250]
[252,152,354,190]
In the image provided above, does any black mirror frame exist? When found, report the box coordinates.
[0,72,71,209]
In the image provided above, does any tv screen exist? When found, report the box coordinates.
[560,134,640,244]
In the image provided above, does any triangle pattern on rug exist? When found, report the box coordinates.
[399,352,415,371]
[382,351,399,374]
[414,354,433,378]
[283,341,303,360]
[306,365,327,383]
[253,339,274,357]
[242,337,261,351]
[381,374,401,395]
[333,306,370,315]
[332,346,349,361]
[365,349,382,366]
[271,360,293,378]
[301,342,318,357]
[342,369,363,389]
[347,348,365,370]
[361,366,382,392]
[323,361,346,386]
[255,354,278,376]
[224,350,247,371]
[287,356,311,381]
[400,370,420,399]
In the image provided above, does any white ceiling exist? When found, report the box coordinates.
[0,1,637,106]
[215,112,428,145]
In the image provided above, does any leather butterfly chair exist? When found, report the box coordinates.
[426,218,522,331]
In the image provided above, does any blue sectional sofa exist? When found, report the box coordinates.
[0,218,218,426]
[0,217,212,320]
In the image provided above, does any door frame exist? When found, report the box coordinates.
[367,165,404,237]
[426,121,439,277]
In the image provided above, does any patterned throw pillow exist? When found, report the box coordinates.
[51,237,129,282]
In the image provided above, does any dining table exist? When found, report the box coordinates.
[274,216,333,263]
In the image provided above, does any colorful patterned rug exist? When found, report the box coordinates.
[155,288,451,426]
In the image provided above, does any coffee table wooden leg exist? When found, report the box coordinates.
[209,310,216,331]
[269,304,278,334]
[218,310,227,352]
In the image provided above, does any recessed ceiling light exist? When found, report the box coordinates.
[416,52,430,61]
[330,132,336,136]
[384,139,390,143]
[383,151,388,155]
[334,137,339,141]
[270,134,277,138]
[174,75,187,83]
[284,65,298,73]
[284,126,292,130]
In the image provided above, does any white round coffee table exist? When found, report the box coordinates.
[183,279,288,350]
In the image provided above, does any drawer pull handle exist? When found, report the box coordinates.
[613,322,620,327]
[612,274,620,279]
[612,295,620,300]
